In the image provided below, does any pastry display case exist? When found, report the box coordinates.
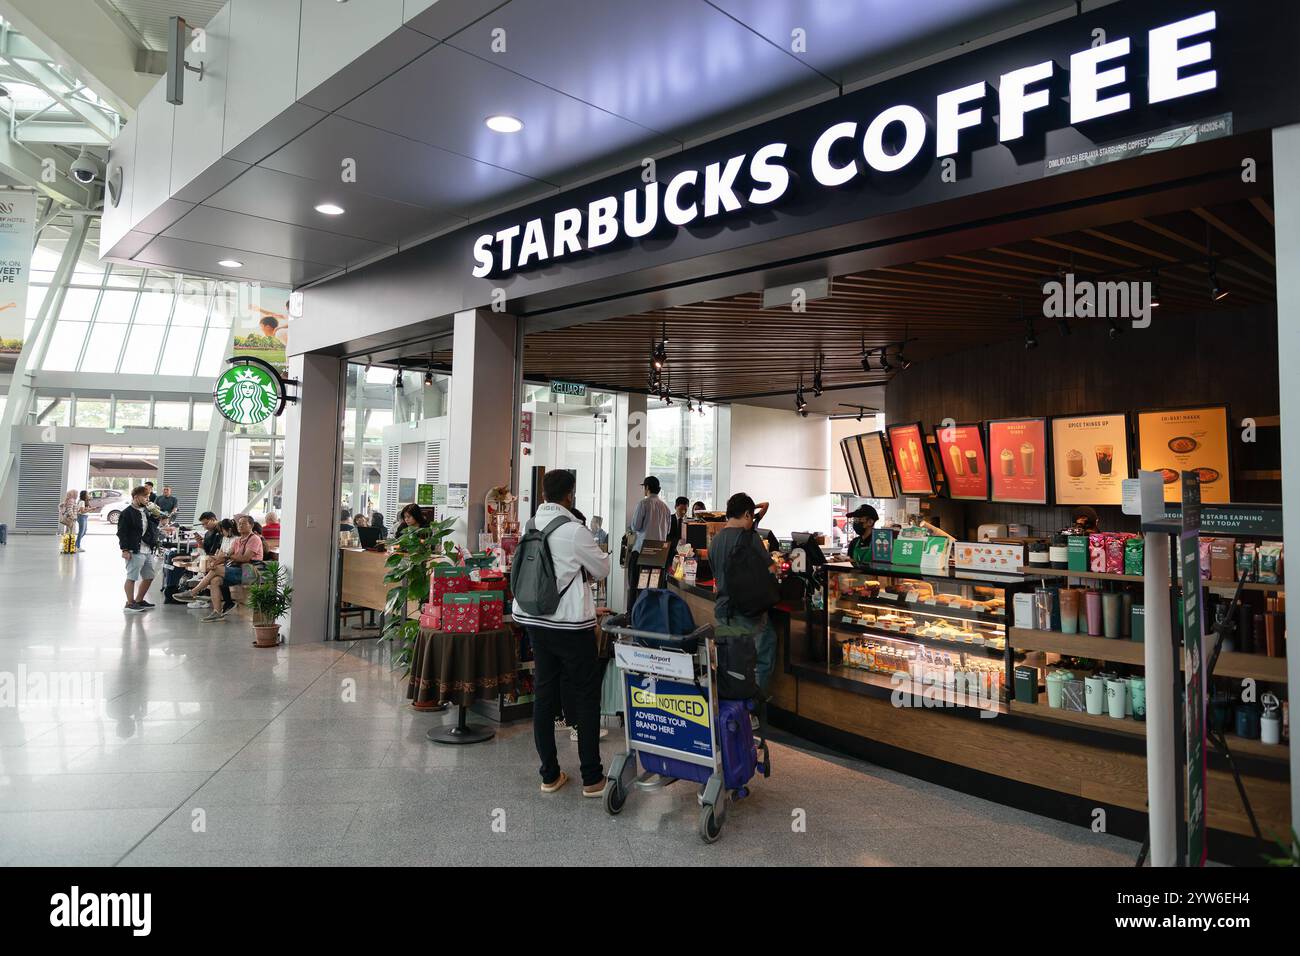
[819,564,1022,708]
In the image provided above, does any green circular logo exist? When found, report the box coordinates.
[214,362,282,425]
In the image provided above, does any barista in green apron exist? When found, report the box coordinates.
[846,504,879,565]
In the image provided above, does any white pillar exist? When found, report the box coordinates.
[1143,531,1177,866]
[446,309,517,548]
[607,392,648,611]
[280,353,342,641]
[1272,123,1300,830]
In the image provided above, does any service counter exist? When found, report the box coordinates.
[671,564,1290,863]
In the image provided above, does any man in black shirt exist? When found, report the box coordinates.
[117,486,158,612]
[710,492,779,696]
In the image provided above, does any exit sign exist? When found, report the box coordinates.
[550,380,586,397]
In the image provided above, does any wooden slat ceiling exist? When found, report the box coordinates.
[411,197,1276,402]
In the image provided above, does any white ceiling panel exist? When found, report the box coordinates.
[133,234,341,287]
[202,166,461,245]
[444,0,835,135]
[163,205,395,268]
[259,113,544,212]
[104,0,226,51]
[338,44,679,183]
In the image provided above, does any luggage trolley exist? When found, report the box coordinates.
[601,614,770,843]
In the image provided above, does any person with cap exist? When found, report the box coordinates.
[846,504,879,565]
[626,475,671,606]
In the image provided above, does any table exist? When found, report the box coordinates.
[335,548,391,637]
[407,626,518,744]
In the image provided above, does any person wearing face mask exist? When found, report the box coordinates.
[846,504,879,566]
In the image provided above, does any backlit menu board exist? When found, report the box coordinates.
[987,417,1049,505]
[860,431,896,499]
[1050,412,1130,506]
[932,422,988,501]
[1136,405,1232,504]
[887,422,935,496]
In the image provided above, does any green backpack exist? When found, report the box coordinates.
[509,515,574,616]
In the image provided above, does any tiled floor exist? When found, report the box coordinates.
[0,534,1141,866]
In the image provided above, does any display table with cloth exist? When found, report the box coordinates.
[407,626,517,744]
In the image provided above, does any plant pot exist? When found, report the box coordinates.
[253,624,281,648]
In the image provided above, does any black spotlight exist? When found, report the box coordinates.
[423,369,433,386]
[860,350,874,373]
[897,352,913,371]
[394,372,404,389]
[1024,321,1038,350]
[1150,267,1161,308]
[1209,264,1228,301]
[880,350,893,371]
[1108,316,1123,339]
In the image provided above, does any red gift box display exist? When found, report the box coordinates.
[418,602,441,630]
[477,591,504,630]
[442,593,479,633]
[430,565,469,602]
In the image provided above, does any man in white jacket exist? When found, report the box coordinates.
[513,470,611,797]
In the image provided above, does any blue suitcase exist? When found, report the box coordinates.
[637,697,759,793]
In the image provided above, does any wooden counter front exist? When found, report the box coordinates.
[667,581,1289,854]
[340,548,391,612]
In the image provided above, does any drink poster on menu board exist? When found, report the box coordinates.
[1136,406,1232,504]
[859,431,896,498]
[932,422,988,500]
[1050,412,1130,505]
[886,422,934,496]
[987,417,1049,505]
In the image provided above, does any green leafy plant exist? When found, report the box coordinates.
[1263,828,1299,866]
[246,561,293,625]
[382,517,459,670]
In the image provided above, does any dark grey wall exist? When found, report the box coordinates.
[883,306,1281,538]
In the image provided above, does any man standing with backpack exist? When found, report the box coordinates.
[710,492,781,696]
[511,470,611,797]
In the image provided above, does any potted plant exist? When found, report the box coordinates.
[382,516,459,671]
[246,561,293,648]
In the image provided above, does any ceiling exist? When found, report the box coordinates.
[506,196,1277,406]
[125,0,1074,287]
[101,0,224,52]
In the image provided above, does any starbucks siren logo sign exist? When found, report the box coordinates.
[214,361,285,426]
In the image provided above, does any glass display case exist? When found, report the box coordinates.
[819,564,1020,708]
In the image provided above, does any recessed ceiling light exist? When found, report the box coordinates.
[218,259,243,268]
[315,203,344,215]
[485,114,523,133]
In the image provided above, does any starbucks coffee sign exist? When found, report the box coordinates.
[471,11,1222,279]
[213,357,293,426]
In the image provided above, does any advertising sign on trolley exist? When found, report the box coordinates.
[625,674,714,760]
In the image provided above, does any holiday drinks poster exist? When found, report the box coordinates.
[933,424,988,500]
[887,423,933,495]
[1051,413,1129,505]
[988,418,1048,504]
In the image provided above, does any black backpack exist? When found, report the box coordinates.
[510,515,574,616]
[723,529,781,617]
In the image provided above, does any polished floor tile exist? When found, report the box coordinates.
[0,536,1141,866]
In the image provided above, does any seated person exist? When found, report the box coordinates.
[175,519,237,607]
[370,512,387,537]
[353,514,370,528]
[197,515,264,623]
[339,508,354,531]
[261,510,281,540]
